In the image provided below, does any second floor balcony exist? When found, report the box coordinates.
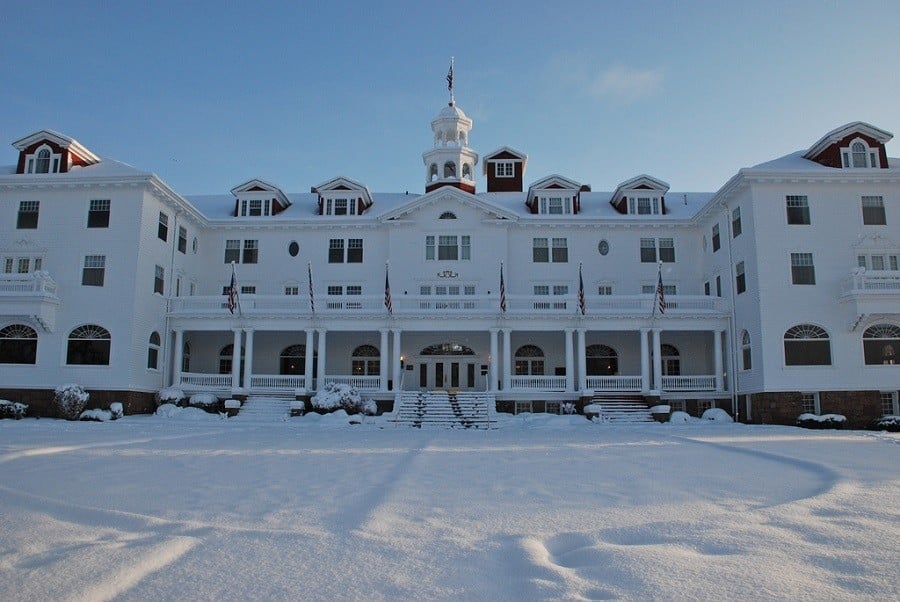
[841,269,900,317]
[0,272,60,332]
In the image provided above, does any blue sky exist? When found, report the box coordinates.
[2,1,899,195]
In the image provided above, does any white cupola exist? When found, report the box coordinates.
[422,101,479,194]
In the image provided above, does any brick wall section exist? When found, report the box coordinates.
[0,389,155,418]
[748,391,882,428]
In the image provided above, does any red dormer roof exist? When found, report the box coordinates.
[312,176,373,215]
[12,130,100,174]
[230,178,290,216]
[803,122,892,168]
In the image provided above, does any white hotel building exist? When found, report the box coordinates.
[1,100,898,426]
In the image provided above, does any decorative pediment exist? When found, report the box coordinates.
[525,174,586,214]
[609,174,670,215]
[12,130,99,174]
[851,232,899,251]
[803,122,892,169]
[229,178,290,216]
[527,174,582,193]
[380,186,517,222]
[312,176,373,215]
[482,146,528,174]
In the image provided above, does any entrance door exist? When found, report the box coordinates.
[419,359,476,390]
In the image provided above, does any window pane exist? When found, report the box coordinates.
[861,196,886,225]
[329,239,344,263]
[243,240,258,264]
[347,239,363,263]
[786,195,810,225]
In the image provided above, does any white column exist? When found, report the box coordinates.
[564,328,575,392]
[502,328,512,391]
[652,328,662,392]
[489,328,499,392]
[391,329,402,391]
[714,329,724,392]
[379,328,390,391]
[242,328,254,391]
[316,329,327,390]
[231,328,242,390]
[577,328,587,393]
[304,329,315,391]
[640,328,650,393]
[172,328,183,387]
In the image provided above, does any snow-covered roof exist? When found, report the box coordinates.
[11,129,101,165]
[0,157,148,179]
[803,121,893,160]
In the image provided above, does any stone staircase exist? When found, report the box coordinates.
[586,395,655,424]
[232,395,293,422]
[390,390,495,429]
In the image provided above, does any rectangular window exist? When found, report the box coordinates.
[82,255,105,286]
[242,240,258,264]
[533,238,549,262]
[534,285,549,296]
[658,238,675,263]
[175,277,181,297]
[640,238,657,263]
[791,252,816,285]
[551,238,568,263]
[801,393,819,415]
[731,207,742,238]
[240,286,256,295]
[154,265,164,294]
[224,239,240,263]
[862,196,886,225]
[786,195,810,225]
[327,286,342,296]
[178,226,187,254]
[881,392,898,416]
[712,224,721,252]
[461,235,471,260]
[347,238,363,263]
[637,197,651,215]
[248,199,263,216]
[333,199,348,215]
[548,197,564,214]
[88,199,111,228]
[425,236,435,260]
[346,285,362,296]
[716,276,722,297]
[495,161,514,177]
[158,212,169,241]
[735,261,746,294]
[438,235,458,260]
[704,281,710,296]
[17,258,29,273]
[285,286,299,295]
[598,285,612,295]
[329,239,344,263]
[643,284,676,296]
[17,201,39,229]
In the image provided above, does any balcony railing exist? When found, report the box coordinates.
[661,375,716,391]
[843,270,900,293]
[586,375,643,392]
[0,272,58,295]
[0,272,60,332]
[509,375,567,391]
[169,293,728,318]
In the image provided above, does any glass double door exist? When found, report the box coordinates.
[418,359,477,390]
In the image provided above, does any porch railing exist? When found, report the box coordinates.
[249,374,307,391]
[843,270,900,293]
[180,372,232,389]
[323,375,382,390]
[509,375,567,391]
[586,375,643,392]
[661,375,716,391]
[0,272,58,295]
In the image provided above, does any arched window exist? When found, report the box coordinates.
[741,330,752,370]
[661,344,680,376]
[147,331,161,370]
[280,344,317,375]
[514,344,544,376]
[439,211,457,220]
[443,161,456,178]
[352,344,380,376]
[0,324,37,364]
[586,344,618,376]
[863,324,899,365]
[219,343,244,375]
[420,342,475,356]
[429,163,438,182]
[462,163,472,179]
[182,341,191,372]
[35,148,51,173]
[852,141,867,168]
[67,324,111,365]
[784,324,831,366]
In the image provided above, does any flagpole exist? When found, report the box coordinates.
[232,261,242,317]
[384,260,393,315]
[447,56,455,106]
[499,261,507,313]
[307,261,315,314]
[578,262,586,316]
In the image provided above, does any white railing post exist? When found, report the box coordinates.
[564,328,575,393]
[489,328,499,392]
[317,329,327,391]
[243,328,254,392]
[640,328,650,393]
[379,328,389,391]
[231,328,242,390]
[652,328,662,392]
[577,328,587,393]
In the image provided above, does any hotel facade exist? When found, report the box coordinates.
[1,100,898,426]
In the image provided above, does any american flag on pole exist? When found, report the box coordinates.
[384,262,393,315]
[578,263,586,316]
[499,262,507,312]
[656,265,667,315]
[307,262,315,314]
[226,264,237,314]
[446,60,453,92]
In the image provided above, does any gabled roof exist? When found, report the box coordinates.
[527,174,582,195]
[610,174,670,203]
[312,175,373,206]
[379,185,519,221]
[482,146,528,174]
[230,178,290,207]
[12,129,100,165]
[803,122,893,160]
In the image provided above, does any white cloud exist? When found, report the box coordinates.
[589,65,664,102]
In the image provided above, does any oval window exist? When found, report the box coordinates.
[288,241,300,257]
[598,240,609,256]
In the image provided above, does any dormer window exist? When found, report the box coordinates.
[841,139,880,168]
[239,199,271,217]
[628,196,661,215]
[539,196,572,215]
[495,161,514,177]
[25,145,61,174]
[324,197,357,216]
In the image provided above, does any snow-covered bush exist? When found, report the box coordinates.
[80,408,112,422]
[796,413,846,429]
[109,402,124,420]
[650,405,671,414]
[310,383,376,415]
[561,402,576,415]
[290,400,305,417]
[0,400,28,420]
[55,384,89,420]
[189,392,219,407]
[669,411,692,424]
[155,387,185,407]
[701,408,733,423]
[873,415,900,432]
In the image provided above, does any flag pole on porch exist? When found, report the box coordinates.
[384,261,393,315]
[226,261,241,316]
[578,262,586,316]
[307,261,315,314]
[652,260,666,318]
[499,261,507,312]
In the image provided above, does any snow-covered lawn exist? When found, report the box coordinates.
[0,413,897,601]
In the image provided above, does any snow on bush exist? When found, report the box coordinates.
[155,403,223,421]
[873,415,900,432]
[54,384,89,420]
[561,402,576,415]
[80,408,112,422]
[650,405,671,414]
[224,399,241,409]
[310,383,376,415]
[701,408,733,423]
[189,393,219,407]
[797,413,846,429]
[155,387,185,406]
[109,402,124,420]
[0,400,28,420]
[669,411,692,424]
